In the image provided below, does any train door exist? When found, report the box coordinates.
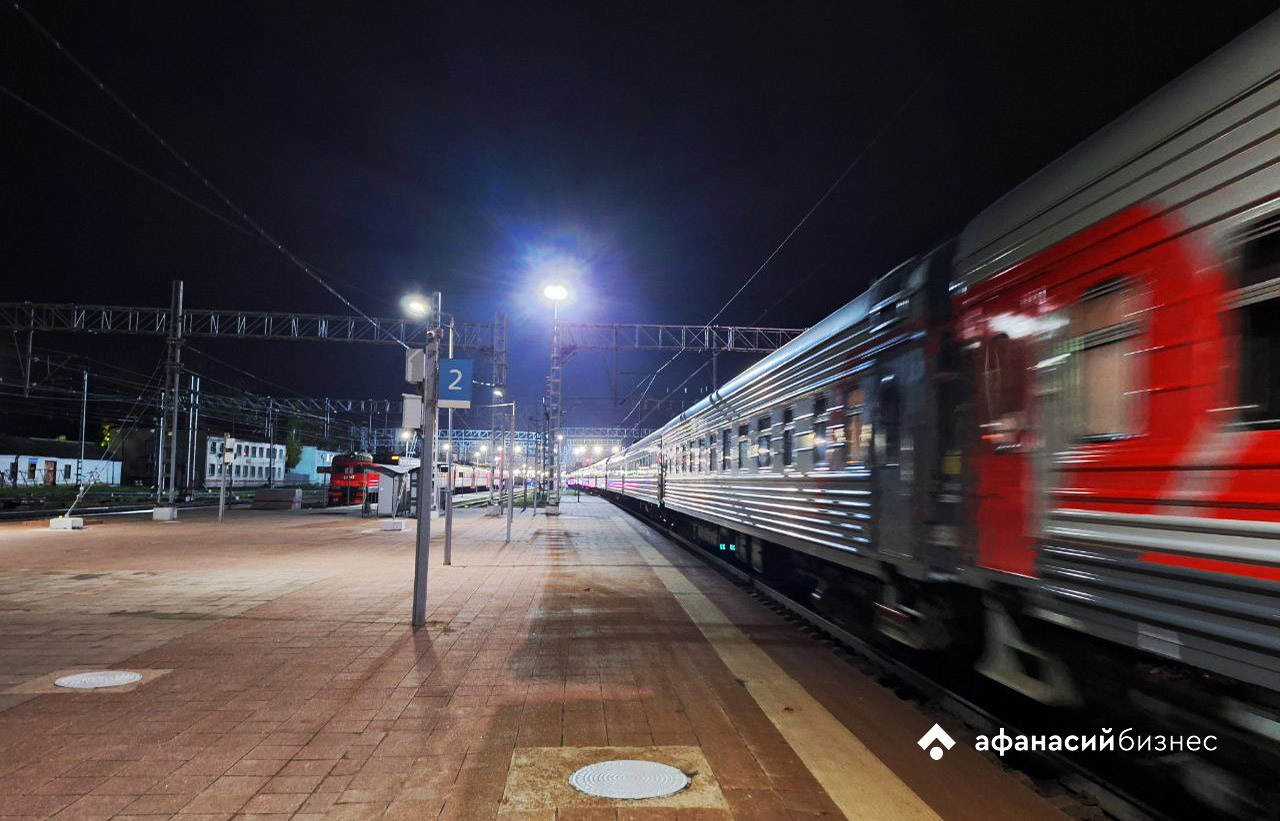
[657,447,666,507]
[969,328,1034,576]
[874,373,908,558]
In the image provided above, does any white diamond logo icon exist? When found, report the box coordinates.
[918,723,955,760]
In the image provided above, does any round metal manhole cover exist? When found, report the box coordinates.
[568,759,691,800]
[53,671,143,690]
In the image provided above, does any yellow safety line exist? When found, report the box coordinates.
[625,521,941,821]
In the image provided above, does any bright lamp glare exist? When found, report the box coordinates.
[402,295,430,317]
[543,283,569,301]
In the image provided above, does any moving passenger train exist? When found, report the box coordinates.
[570,12,1280,813]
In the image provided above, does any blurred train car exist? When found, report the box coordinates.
[572,12,1280,814]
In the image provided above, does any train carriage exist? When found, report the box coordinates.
[571,11,1280,811]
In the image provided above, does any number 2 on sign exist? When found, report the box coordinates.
[447,369,464,390]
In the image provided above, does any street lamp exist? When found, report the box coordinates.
[542,282,569,515]
[402,290,441,628]
[402,295,431,317]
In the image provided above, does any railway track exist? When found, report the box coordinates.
[619,498,1169,821]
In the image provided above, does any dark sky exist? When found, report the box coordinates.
[2,1,1276,435]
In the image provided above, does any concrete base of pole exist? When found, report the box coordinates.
[49,517,84,530]
[152,507,178,522]
[545,503,560,516]
[484,505,501,517]
[380,520,406,532]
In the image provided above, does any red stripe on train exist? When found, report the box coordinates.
[1139,552,1280,583]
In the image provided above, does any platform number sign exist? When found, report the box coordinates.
[439,359,473,409]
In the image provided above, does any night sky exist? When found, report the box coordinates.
[2,1,1276,436]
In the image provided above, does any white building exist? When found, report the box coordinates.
[202,435,286,487]
[0,436,122,488]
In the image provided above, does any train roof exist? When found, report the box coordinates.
[956,10,1280,287]
[623,248,946,456]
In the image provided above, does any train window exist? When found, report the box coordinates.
[709,442,717,472]
[757,416,772,468]
[1072,278,1139,440]
[1236,217,1280,427]
[845,386,866,464]
[737,424,749,469]
[813,395,828,465]
[721,429,730,470]
[783,408,794,466]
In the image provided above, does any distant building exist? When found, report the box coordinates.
[0,435,122,488]
[201,435,286,488]
[293,445,339,485]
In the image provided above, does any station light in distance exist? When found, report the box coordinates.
[543,283,569,302]
[401,294,431,317]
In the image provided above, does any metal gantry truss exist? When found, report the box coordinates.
[0,301,496,351]
[558,322,805,354]
[0,287,510,493]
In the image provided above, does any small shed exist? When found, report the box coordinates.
[0,435,122,488]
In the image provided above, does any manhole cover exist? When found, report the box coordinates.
[53,671,143,689]
[568,760,690,800]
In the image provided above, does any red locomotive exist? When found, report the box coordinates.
[325,452,379,506]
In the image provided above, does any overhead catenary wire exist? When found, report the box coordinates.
[0,82,392,308]
[622,59,948,430]
[10,2,407,349]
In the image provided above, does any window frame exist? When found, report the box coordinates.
[1069,277,1142,443]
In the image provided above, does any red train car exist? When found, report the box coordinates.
[325,452,379,506]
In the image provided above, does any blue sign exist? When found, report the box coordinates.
[440,359,473,408]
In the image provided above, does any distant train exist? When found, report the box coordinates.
[323,452,493,507]
[571,12,1280,815]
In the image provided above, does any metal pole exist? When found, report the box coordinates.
[218,434,229,522]
[166,281,184,505]
[156,390,167,502]
[21,326,33,398]
[506,404,515,541]
[547,302,562,514]
[267,399,276,488]
[411,295,441,628]
[77,369,88,490]
[444,321,455,566]
[185,375,198,495]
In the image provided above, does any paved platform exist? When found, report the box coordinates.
[0,498,1065,820]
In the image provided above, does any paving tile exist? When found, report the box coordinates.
[0,502,1065,821]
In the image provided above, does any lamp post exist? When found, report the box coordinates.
[543,283,568,514]
[404,291,441,628]
[488,388,503,513]
[482,400,517,541]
